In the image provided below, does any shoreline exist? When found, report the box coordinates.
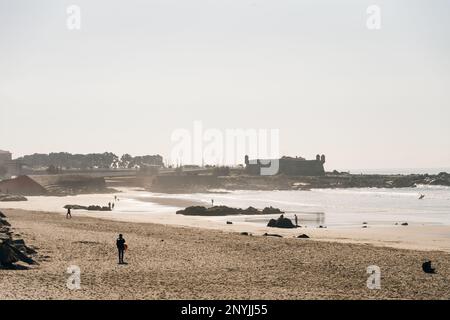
[1,208,450,299]
[2,187,450,253]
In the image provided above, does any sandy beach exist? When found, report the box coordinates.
[1,208,449,300]
[2,188,450,253]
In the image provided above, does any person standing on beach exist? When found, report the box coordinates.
[66,207,72,219]
[294,214,298,227]
[211,199,214,207]
[116,234,126,264]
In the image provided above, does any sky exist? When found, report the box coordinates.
[1,0,449,170]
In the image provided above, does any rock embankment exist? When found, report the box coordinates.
[176,205,284,216]
[0,194,27,202]
[0,210,37,269]
[267,215,297,229]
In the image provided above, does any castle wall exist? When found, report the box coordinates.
[245,157,325,176]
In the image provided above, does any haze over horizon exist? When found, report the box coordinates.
[1,0,450,170]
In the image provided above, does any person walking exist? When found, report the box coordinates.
[66,207,72,219]
[116,234,126,264]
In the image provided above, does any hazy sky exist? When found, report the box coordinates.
[1,0,449,170]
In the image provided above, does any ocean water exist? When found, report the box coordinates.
[139,185,450,228]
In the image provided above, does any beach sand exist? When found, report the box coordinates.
[1,208,449,300]
[2,190,450,253]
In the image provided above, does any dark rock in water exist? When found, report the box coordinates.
[267,216,296,229]
[422,261,436,274]
[297,234,310,239]
[176,205,284,216]
[362,226,368,228]
[267,219,277,227]
[318,225,327,228]
[226,221,233,225]
[401,222,408,226]
[362,222,368,225]
[263,233,283,238]
[87,205,111,211]
[0,211,5,218]
[65,204,111,211]
[240,232,250,236]
[262,206,285,215]
[178,206,208,215]
[64,204,88,210]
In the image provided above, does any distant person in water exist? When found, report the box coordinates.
[114,195,117,201]
[419,194,425,200]
[108,202,112,210]
[116,234,126,264]
[211,199,214,207]
[294,214,298,227]
[112,203,115,210]
[66,207,72,219]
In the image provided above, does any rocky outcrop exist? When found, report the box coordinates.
[0,211,37,269]
[267,216,297,229]
[263,233,283,238]
[216,172,450,191]
[176,205,284,216]
[0,194,28,202]
[64,204,111,211]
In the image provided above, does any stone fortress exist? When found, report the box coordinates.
[245,154,326,176]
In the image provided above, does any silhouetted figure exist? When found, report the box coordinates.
[108,202,112,210]
[211,199,214,207]
[112,203,115,210]
[422,261,436,274]
[116,234,126,264]
[419,194,425,200]
[294,214,298,227]
[66,208,72,219]
[114,195,117,201]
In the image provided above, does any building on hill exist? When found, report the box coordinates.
[0,150,23,178]
[245,154,326,176]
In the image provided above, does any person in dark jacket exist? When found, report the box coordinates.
[116,234,126,264]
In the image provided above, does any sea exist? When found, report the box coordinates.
[127,184,450,228]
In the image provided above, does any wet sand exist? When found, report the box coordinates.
[1,208,449,300]
[2,190,450,253]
